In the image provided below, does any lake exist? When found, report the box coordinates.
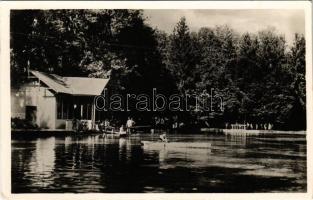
[11,133,306,193]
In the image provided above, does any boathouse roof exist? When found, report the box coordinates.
[30,70,109,96]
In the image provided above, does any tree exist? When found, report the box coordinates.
[229,33,260,122]
[285,34,306,130]
[167,17,199,94]
[11,10,306,130]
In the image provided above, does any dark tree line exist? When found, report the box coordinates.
[11,10,306,130]
[158,17,305,130]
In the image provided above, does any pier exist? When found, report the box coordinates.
[222,129,306,136]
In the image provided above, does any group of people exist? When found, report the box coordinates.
[72,118,88,132]
[225,122,273,130]
[97,119,111,132]
[97,117,168,142]
[153,116,182,130]
[97,117,136,136]
[119,117,136,135]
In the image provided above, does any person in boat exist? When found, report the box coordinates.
[159,133,168,143]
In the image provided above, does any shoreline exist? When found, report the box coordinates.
[11,128,306,136]
[222,129,306,136]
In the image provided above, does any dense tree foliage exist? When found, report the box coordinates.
[11,11,306,130]
[11,10,171,92]
[157,17,305,130]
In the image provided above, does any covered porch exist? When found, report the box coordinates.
[55,95,97,130]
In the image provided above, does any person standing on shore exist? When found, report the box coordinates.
[126,117,135,134]
[104,119,110,131]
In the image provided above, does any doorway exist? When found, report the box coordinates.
[25,106,37,125]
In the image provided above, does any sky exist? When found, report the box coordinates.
[143,9,305,46]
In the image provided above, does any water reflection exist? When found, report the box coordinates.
[26,137,56,188]
[225,134,248,146]
[12,134,306,193]
[157,147,212,169]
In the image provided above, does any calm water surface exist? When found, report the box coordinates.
[12,133,306,193]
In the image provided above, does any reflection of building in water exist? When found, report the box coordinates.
[64,136,72,150]
[27,137,56,187]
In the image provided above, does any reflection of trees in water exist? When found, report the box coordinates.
[62,135,135,168]
[156,147,211,169]
[64,135,105,170]
[12,140,36,192]
[12,134,307,192]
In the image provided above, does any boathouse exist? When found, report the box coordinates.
[11,70,109,130]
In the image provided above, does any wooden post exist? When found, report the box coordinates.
[92,102,96,129]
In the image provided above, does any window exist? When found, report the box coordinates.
[87,104,92,120]
[57,96,74,120]
[81,103,91,120]
[57,96,92,120]
[57,97,62,119]
[62,101,68,119]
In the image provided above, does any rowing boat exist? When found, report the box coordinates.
[141,141,211,149]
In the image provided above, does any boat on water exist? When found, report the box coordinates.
[141,141,211,149]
